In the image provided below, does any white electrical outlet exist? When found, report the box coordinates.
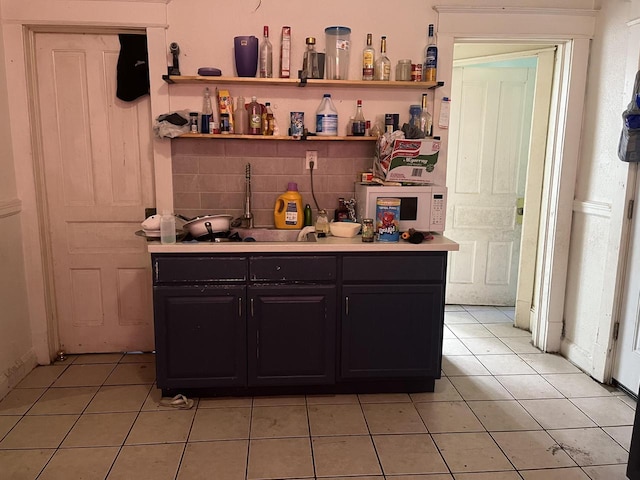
[305,150,318,170]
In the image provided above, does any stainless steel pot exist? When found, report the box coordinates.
[181,214,233,238]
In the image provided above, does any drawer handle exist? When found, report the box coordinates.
[238,297,242,316]
[345,296,349,316]
[250,298,254,317]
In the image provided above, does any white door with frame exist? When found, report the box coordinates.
[35,32,155,353]
[445,64,535,306]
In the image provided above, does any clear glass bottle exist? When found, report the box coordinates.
[201,87,213,134]
[352,100,366,136]
[189,112,199,133]
[259,26,273,78]
[302,37,320,79]
[160,211,176,244]
[420,93,433,137]
[374,36,391,81]
[362,33,375,81]
[234,96,248,135]
[262,102,274,135]
[423,24,438,82]
[248,96,262,135]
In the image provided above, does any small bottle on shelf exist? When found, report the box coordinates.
[423,24,438,82]
[201,87,213,134]
[259,26,273,78]
[248,96,262,135]
[302,37,320,79]
[234,96,248,135]
[420,93,433,137]
[352,100,366,136]
[374,36,391,81]
[362,33,375,81]
[262,102,274,135]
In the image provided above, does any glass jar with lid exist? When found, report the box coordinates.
[361,218,375,242]
[395,59,412,81]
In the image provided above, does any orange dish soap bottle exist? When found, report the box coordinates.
[274,182,303,229]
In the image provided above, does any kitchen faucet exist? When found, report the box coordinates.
[241,163,254,228]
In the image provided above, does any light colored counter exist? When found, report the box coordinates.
[147,234,459,254]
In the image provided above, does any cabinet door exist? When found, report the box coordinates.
[154,285,246,389]
[248,285,336,386]
[341,284,443,379]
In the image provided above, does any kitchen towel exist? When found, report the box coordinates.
[116,33,150,102]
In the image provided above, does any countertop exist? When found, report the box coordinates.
[147,234,459,254]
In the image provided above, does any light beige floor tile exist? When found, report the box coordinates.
[306,394,359,405]
[570,396,635,426]
[0,388,45,415]
[447,324,494,338]
[496,306,516,318]
[520,399,596,429]
[519,353,581,374]
[445,304,466,312]
[543,373,612,397]
[142,386,199,411]
[581,464,629,479]
[0,415,20,440]
[432,432,513,473]
[373,433,449,475]
[86,384,152,413]
[548,427,629,466]
[444,311,479,324]
[410,377,463,402]
[415,401,484,433]
[442,338,473,355]
[468,310,514,324]
[27,386,98,415]
[308,404,368,436]
[39,446,119,480]
[313,435,382,477]
[443,325,456,338]
[16,366,68,388]
[391,476,453,480]
[463,305,500,311]
[448,376,513,401]
[104,363,155,385]
[189,407,251,441]
[495,374,563,400]
[460,337,514,355]
[476,354,537,375]
[499,336,542,354]
[619,394,637,409]
[0,414,78,449]
[252,395,305,406]
[107,443,184,480]
[442,356,491,376]
[467,400,541,431]
[251,405,309,438]
[62,412,137,447]
[604,425,633,451]
[52,364,116,387]
[492,430,576,469]
[483,323,530,338]
[454,473,522,480]
[73,353,123,364]
[198,396,252,408]
[519,467,590,479]
[320,477,386,480]
[247,437,314,480]
[0,449,54,480]
[177,440,248,480]
[120,353,155,363]
[126,409,194,444]
[358,393,411,403]
[362,402,426,434]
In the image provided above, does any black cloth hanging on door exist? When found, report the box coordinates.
[116,34,149,102]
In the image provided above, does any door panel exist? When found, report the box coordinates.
[35,32,155,353]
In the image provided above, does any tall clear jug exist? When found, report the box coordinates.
[324,26,351,80]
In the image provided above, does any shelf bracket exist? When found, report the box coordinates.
[298,77,307,87]
[429,81,445,90]
[162,74,175,84]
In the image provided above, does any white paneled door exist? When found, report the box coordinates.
[446,66,535,305]
[35,33,155,353]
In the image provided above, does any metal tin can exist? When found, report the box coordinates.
[376,198,401,242]
[290,112,304,137]
[411,64,422,82]
[361,218,375,242]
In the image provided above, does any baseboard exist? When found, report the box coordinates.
[0,349,38,400]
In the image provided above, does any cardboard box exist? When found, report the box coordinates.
[216,88,235,133]
[280,26,291,79]
[374,138,440,183]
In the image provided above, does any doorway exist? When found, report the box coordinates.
[445,43,556,331]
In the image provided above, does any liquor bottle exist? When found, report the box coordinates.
[259,26,273,78]
[419,93,433,137]
[362,33,375,81]
[302,37,320,79]
[352,100,366,136]
[262,102,274,135]
[423,24,438,82]
[334,198,349,222]
[248,96,262,135]
[201,87,213,134]
[374,36,391,81]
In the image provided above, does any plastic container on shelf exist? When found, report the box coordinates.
[316,94,338,136]
[160,211,176,244]
[274,182,303,229]
[325,26,351,80]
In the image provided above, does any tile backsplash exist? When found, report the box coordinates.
[172,138,373,226]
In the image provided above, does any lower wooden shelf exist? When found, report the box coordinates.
[176,133,377,141]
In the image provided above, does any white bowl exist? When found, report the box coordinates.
[329,221,361,238]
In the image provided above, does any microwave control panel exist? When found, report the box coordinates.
[430,192,446,229]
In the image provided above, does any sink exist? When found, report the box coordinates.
[231,228,316,242]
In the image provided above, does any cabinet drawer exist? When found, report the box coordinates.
[342,254,445,283]
[153,255,247,284]
[250,256,336,282]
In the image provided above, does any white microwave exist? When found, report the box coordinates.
[354,183,447,233]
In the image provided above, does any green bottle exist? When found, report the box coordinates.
[304,204,313,227]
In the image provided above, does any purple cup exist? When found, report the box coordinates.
[234,36,258,77]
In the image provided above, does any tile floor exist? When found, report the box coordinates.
[0,305,636,479]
